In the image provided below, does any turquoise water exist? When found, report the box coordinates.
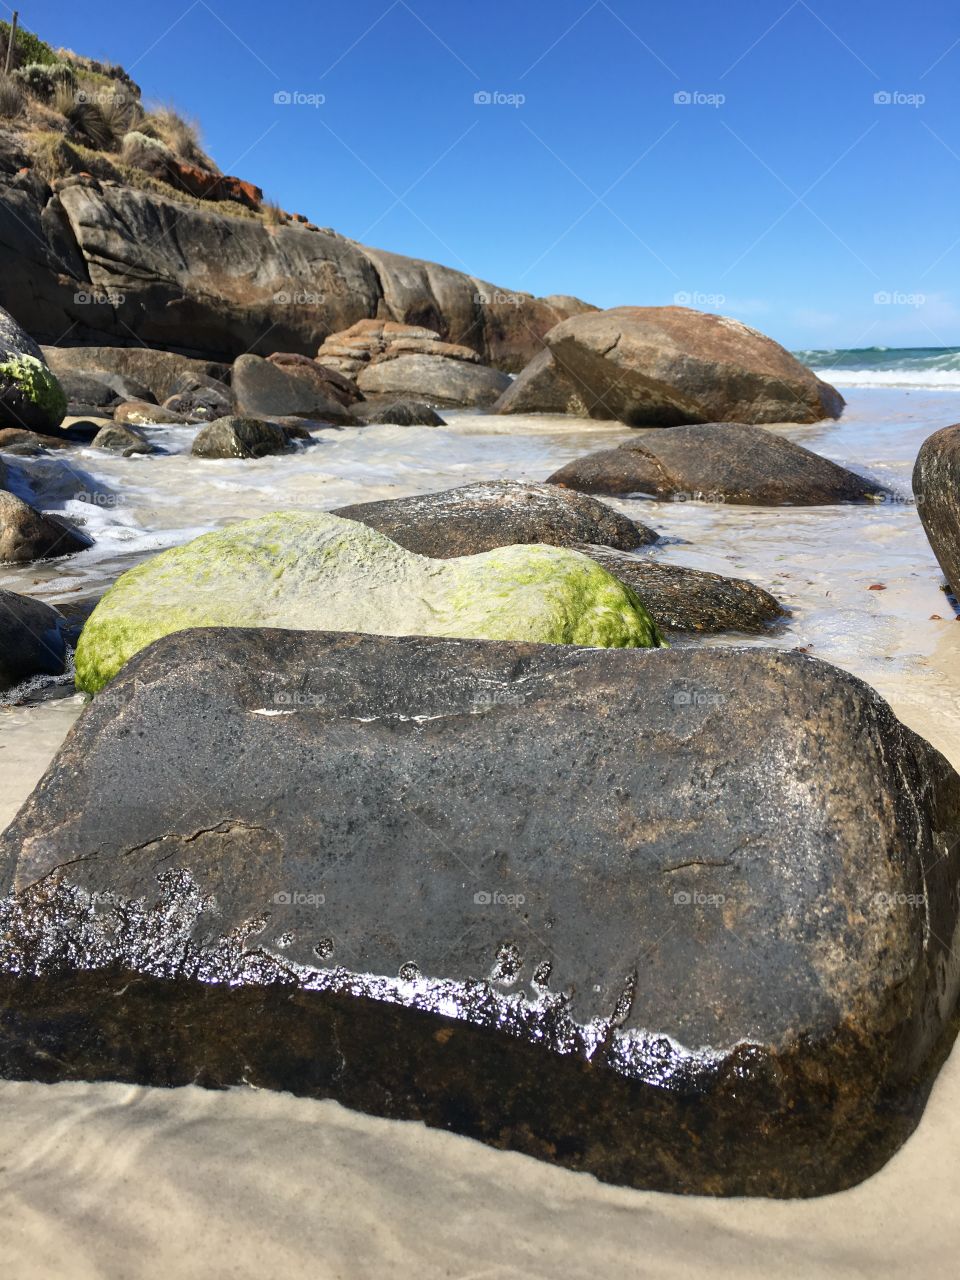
[795,346,960,388]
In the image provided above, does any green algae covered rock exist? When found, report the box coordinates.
[0,307,67,432]
[75,512,664,692]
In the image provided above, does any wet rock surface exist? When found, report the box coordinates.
[582,547,786,633]
[333,480,657,556]
[1,630,958,1197]
[191,416,292,460]
[547,423,885,504]
[349,398,445,427]
[913,423,960,592]
[232,354,352,424]
[544,306,844,426]
[0,589,71,690]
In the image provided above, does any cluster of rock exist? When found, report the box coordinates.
[317,320,511,409]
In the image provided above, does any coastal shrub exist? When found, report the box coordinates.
[52,82,130,152]
[0,74,23,119]
[140,105,219,171]
[14,61,76,101]
[0,21,58,69]
[263,200,288,226]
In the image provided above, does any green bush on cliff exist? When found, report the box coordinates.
[0,21,58,68]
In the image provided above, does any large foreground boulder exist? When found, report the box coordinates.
[357,352,511,408]
[1,631,958,1197]
[333,481,658,556]
[548,423,884,504]
[913,424,960,592]
[0,306,66,433]
[0,491,90,563]
[543,307,844,426]
[73,512,663,692]
[0,590,72,691]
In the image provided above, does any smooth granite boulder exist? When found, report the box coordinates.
[1,631,958,1197]
[333,481,658,556]
[0,306,66,433]
[191,417,291,460]
[544,307,844,426]
[357,353,511,408]
[232,355,351,424]
[491,348,610,418]
[913,424,960,592]
[43,346,229,404]
[72,512,663,692]
[91,423,156,455]
[350,399,445,427]
[0,589,71,690]
[547,423,884,504]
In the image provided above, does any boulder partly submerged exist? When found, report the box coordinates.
[543,307,844,426]
[913,423,960,592]
[548,423,885,505]
[333,480,658,556]
[2,631,959,1197]
[73,511,663,692]
[0,490,91,563]
[0,589,72,691]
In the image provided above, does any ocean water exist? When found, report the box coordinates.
[798,344,960,390]
[4,373,960,1276]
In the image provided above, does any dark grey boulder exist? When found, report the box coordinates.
[91,423,157,455]
[59,370,157,415]
[191,416,291,459]
[0,589,70,690]
[1,630,959,1198]
[162,371,233,421]
[357,353,511,408]
[350,399,445,427]
[232,354,351,423]
[43,346,230,404]
[548,423,886,505]
[583,547,786,634]
[333,480,657,556]
[0,490,91,562]
[913,423,960,592]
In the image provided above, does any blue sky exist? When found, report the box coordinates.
[28,0,960,349]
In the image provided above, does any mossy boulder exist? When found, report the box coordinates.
[74,512,664,692]
[0,303,67,434]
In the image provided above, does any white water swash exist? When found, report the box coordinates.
[3,383,960,1277]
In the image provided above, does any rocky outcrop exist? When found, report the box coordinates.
[0,490,90,562]
[42,346,229,404]
[541,307,844,425]
[913,424,960,592]
[333,481,657,556]
[73,512,663,691]
[191,417,291,460]
[2,631,959,1196]
[547,423,884,504]
[0,589,72,691]
[0,304,66,432]
[0,157,590,367]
